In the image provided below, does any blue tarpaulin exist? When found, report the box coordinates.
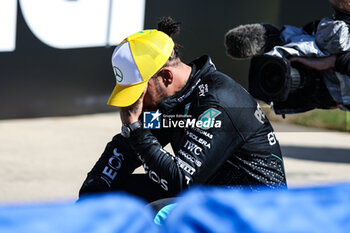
[165,184,350,233]
[0,193,158,233]
[1,183,350,233]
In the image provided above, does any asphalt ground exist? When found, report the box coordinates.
[1,112,350,203]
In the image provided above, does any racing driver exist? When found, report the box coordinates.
[79,17,287,202]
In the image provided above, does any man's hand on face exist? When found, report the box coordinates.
[120,85,147,125]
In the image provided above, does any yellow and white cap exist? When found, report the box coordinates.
[107,29,175,107]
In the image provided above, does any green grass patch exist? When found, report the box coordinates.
[265,107,350,132]
[288,109,350,132]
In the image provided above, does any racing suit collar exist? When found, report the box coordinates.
[158,55,216,114]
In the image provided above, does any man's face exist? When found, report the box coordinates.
[143,75,168,110]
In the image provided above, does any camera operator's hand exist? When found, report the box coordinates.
[289,55,336,71]
[120,85,147,125]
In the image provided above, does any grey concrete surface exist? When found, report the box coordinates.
[0,112,350,203]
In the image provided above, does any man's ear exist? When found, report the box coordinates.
[160,68,173,87]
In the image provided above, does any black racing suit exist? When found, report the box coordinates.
[79,56,287,202]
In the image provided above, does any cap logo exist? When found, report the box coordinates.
[113,66,123,83]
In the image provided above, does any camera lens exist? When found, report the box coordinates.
[248,55,293,102]
[259,61,286,96]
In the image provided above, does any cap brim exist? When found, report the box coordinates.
[107,81,148,107]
